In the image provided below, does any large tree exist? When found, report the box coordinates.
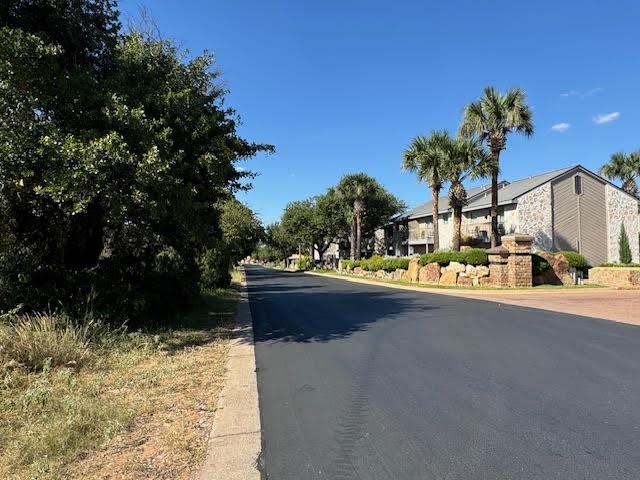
[402,132,450,251]
[0,3,273,319]
[445,137,491,251]
[459,86,533,247]
[600,151,640,197]
[336,174,404,260]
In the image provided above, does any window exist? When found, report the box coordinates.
[442,213,449,224]
[574,175,582,195]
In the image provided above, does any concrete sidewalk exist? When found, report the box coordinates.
[199,274,261,480]
[307,271,640,326]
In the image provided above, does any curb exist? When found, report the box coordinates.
[199,271,261,480]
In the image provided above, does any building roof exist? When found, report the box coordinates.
[463,166,574,211]
[398,184,493,220]
[397,165,593,221]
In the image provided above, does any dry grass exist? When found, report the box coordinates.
[0,275,241,480]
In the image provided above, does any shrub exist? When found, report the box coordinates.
[199,247,232,289]
[558,251,589,271]
[342,260,359,270]
[463,248,489,266]
[419,251,463,266]
[342,257,409,272]
[419,249,488,266]
[619,223,632,264]
[0,313,93,371]
[297,256,312,271]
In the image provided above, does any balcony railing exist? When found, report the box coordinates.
[408,229,434,244]
[463,222,505,240]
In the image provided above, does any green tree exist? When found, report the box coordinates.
[619,223,632,264]
[402,132,450,251]
[460,86,534,247]
[280,199,318,259]
[336,174,404,260]
[441,136,491,251]
[600,151,640,197]
[219,198,263,263]
[0,5,273,320]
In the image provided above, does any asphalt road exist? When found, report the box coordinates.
[247,266,640,479]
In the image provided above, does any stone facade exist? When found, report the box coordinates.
[605,185,640,263]
[516,183,553,251]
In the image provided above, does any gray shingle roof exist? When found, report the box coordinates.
[400,184,492,220]
[463,166,574,211]
[399,166,575,220]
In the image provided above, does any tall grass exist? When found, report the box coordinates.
[0,313,95,371]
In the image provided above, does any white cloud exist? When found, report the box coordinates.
[551,122,571,132]
[592,112,620,124]
[560,87,603,98]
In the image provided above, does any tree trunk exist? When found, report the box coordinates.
[355,212,362,260]
[489,150,502,248]
[432,188,440,251]
[349,218,356,260]
[452,206,462,252]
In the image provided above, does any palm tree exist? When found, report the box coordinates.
[460,86,534,247]
[443,137,491,251]
[600,151,640,197]
[402,131,450,251]
[336,173,379,260]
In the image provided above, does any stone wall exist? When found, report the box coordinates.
[605,185,640,263]
[516,183,553,251]
[589,267,640,288]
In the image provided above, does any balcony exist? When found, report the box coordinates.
[408,229,434,245]
[462,222,505,241]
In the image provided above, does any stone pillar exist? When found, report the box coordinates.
[502,234,533,287]
[487,245,509,287]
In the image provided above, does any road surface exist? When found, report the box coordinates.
[247,266,640,479]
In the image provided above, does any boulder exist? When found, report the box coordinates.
[392,269,406,281]
[446,261,466,273]
[375,269,387,279]
[353,267,364,275]
[476,265,490,278]
[439,271,458,286]
[465,264,477,277]
[538,252,572,285]
[418,262,440,285]
[440,267,447,274]
[407,258,421,283]
[457,276,473,286]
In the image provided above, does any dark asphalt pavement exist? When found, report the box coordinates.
[247,266,640,479]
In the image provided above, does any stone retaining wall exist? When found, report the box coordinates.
[339,233,535,288]
[588,267,640,289]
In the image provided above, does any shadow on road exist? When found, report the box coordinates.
[246,266,436,344]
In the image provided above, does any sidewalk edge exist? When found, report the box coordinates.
[199,268,261,480]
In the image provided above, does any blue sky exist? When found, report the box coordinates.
[119,0,640,224]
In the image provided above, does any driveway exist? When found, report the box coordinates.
[247,266,640,479]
